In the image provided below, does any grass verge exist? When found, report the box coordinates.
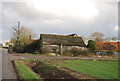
[15,60,41,81]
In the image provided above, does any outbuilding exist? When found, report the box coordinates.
[39,34,86,55]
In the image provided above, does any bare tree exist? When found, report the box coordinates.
[91,32,104,42]
[10,27,34,46]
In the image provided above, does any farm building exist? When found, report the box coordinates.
[40,34,86,46]
[96,42,120,57]
[39,34,86,55]
[27,33,86,55]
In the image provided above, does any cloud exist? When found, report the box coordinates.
[0,3,2,43]
[32,0,99,20]
[114,26,118,31]
[1,1,118,43]
[43,19,63,26]
[3,1,100,22]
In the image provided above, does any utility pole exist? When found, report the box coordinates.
[17,22,20,46]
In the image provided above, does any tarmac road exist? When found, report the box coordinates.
[9,53,117,61]
[0,48,2,81]
[2,49,18,81]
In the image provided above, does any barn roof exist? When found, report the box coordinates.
[40,34,86,47]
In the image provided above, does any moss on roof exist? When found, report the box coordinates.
[40,34,86,47]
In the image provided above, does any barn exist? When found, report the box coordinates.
[39,34,86,55]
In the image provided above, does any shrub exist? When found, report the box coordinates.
[12,45,25,53]
[106,51,114,56]
[52,48,57,53]
[69,47,88,56]
[87,40,97,53]
[24,40,41,54]
[63,51,73,56]
[43,45,52,53]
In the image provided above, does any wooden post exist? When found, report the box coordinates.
[60,44,63,55]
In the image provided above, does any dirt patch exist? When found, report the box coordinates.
[57,67,96,79]
[24,61,97,81]
[32,62,77,79]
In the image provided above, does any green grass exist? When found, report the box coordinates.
[15,59,119,79]
[15,60,41,80]
[60,60,119,79]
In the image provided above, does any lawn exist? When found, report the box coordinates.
[15,59,119,80]
[15,60,41,80]
[59,60,119,79]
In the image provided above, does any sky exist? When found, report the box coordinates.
[0,0,119,43]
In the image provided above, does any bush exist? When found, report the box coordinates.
[63,51,73,56]
[106,51,114,56]
[72,50,88,57]
[52,48,57,53]
[69,48,88,56]
[12,45,25,53]
[43,45,52,53]
[87,40,97,53]
[24,40,41,53]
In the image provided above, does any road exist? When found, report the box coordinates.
[0,49,2,81]
[2,49,18,81]
[8,54,117,61]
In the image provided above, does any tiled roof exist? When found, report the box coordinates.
[96,42,120,51]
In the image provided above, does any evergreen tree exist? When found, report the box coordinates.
[87,40,97,53]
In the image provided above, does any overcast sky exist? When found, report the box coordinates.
[0,0,119,43]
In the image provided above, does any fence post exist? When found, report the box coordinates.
[60,44,63,55]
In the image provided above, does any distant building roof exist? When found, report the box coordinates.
[40,34,86,47]
[96,42,120,51]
